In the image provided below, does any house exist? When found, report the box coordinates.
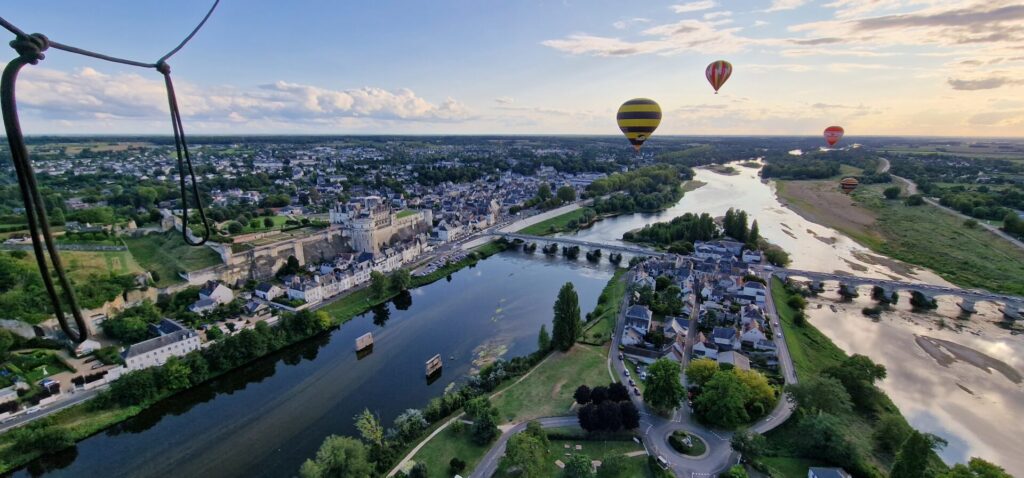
[711,327,739,352]
[808,468,852,478]
[254,282,283,301]
[693,335,719,360]
[621,328,646,347]
[189,298,218,314]
[288,280,323,305]
[717,350,751,371]
[741,249,763,263]
[199,281,234,305]
[740,321,767,346]
[122,320,201,371]
[625,305,653,335]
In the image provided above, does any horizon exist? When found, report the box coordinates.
[2,0,1023,137]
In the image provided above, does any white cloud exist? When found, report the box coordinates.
[494,96,516,104]
[703,11,733,20]
[612,18,651,30]
[14,65,470,131]
[671,1,717,13]
[766,0,808,12]
[947,77,1024,91]
[543,18,750,56]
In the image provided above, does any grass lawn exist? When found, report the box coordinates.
[122,233,223,286]
[492,344,613,424]
[582,268,627,344]
[3,350,74,383]
[681,180,707,193]
[396,209,419,219]
[406,425,492,478]
[239,215,290,233]
[759,457,830,477]
[16,249,144,282]
[771,278,846,378]
[518,208,592,236]
[492,428,646,478]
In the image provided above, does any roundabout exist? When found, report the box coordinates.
[666,429,710,459]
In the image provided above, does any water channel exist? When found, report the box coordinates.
[20,161,1023,476]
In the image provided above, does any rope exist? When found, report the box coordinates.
[0,2,219,342]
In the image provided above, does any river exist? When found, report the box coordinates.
[21,161,1024,476]
[17,254,615,477]
[557,161,1024,474]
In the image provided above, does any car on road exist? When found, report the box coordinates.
[656,456,669,469]
[624,369,630,377]
[633,387,641,396]
[777,332,782,338]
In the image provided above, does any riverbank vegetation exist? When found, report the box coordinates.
[747,278,989,477]
[581,269,628,345]
[517,207,598,236]
[777,180,1024,295]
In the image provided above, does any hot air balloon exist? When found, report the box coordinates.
[840,177,859,194]
[824,126,845,147]
[617,98,662,152]
[705,60,733,94]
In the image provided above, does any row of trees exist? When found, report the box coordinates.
[575,383,641,433]
[623,212,718,247]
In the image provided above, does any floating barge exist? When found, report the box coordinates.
[425,354,443,377]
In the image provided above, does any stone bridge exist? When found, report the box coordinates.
[773,268,1024,320]
[494,233,669,259]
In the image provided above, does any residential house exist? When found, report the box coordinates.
[189,298,218,314]
[199,281,234,305]
[808,468,852,478]
[254,282,283,301]
[288,280,323,305]
[625,305,653,336]
[711,327,740,352]
[717,350,751,371]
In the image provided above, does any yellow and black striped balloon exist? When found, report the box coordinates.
[616,98,662,151]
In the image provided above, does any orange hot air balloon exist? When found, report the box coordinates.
[840,177,859,194]
[824,126,845,147]
[705,60,732,94]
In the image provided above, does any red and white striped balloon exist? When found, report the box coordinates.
[705,60,733,94]
[823,126,845,147]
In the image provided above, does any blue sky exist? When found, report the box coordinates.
[4,0,1024,136]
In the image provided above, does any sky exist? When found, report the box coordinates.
[3,0,1024,137]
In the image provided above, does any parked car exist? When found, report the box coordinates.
[633,387,641,396]
[624,369,630,377]
[656,456,669,469]
[776,332,782,338]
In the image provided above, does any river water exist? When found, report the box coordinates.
[557,162,1024,474]
[17,254,614,478]
[20,161,1023,476]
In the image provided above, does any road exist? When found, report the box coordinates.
[879,157,1024,252]
[0,386,105,433]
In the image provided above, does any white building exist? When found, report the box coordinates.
[122,320,201,372]
[288,281,323,305]
[199,281,234,305]
[254,282,283,301]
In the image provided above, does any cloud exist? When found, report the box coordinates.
[494,96,516,104]
[703,11,733,20]
[671,1,717,13]
[766,0,808,12]
[753,20,769,27]
[968,110,1024,126]
[612,18,651,30]
[543,18,749,56]
[947,77,1023,90]
[15,65,470,129]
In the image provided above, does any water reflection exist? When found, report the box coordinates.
[18,252,612,477]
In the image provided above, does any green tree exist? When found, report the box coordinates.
[298,435,373,478]
[723,465,749,478]
[796,413,859,471]
[408,463,428,478]
[891,430,934,478]
[537,324,551,352]
[465,396,497,421]
[643,358,685,413]
[563,453,594,478]
[557,186,577,202]
[685,358,719,388]
[502,428,549,477]
[10,425,74,455]
[748,220,760,244]
[393,408,429,443]
[538,183,552,201]
[731,431,768,458]
[227,221,244,234]
[264,217,275,228]
[693,371,749,427]
[905,194,925,206]
[596,456,629,478]
[824,354,887,411]
[390,269,412,292]
[472,412,499,445]
[940,458,1013,478]
[884,186,902,199]
[785,376,852,415]
[551,282,582,351]
[874,413,911,454]
[369,271,389,298]
[354,409,384,447]
[206,326,224,341]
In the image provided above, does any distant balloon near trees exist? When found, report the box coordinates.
[840,177,859,194]
[705,60,733,94]
[824,126,845,147]
[616,98,662,152]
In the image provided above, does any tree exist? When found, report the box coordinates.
[393,408,428,443]
[369,271,389,298]
[731,431,768,458]
[563,453,594,478]
[796,413,859,471]
[408,463,428,478]
[206,326,224,341]
[551,282,582,351]
[608,382,629,402]
[891,430,933,478]
[723,465,749,478]
[590,385,609,404]
[449,457,467,474]
[354,409,384,447]
[940,458,1013,478]
[748,220,760,244]
[573,385,592,405]
[465,396,497,421]
[278,255,301,277]
[502,429,548,477]
[537,183,552,201]
[298,435,373,478]
[227,221,244,234]
[596,456,629,478]
[643,358,685,413]
[685,358,719,388]
[390,269,412,292]
[471,413,499,445]
[785,376,852,415]
[557,186,577,202]
[619,401,640,429]
[884,186,902,199]
[10,425,74,455]
[905,194,925,206]
[264,217,275,228]
[824,354,887,410]
[538,324,551,352]
[597,401,622,432]
[693,371,749,427]
[874,414,911,454]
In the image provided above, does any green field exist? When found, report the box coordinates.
[238,215,289,233]
[396,209,419,219]
[771,278,846,378]
[856,185,1024,296]
[122,233,224,286]
[492,344,613,424]
[582,268,627,344]
[517,208,592,236]
[15,249,144,283]
[406,426,493,478]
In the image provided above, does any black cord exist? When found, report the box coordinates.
[0,3,220,342]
